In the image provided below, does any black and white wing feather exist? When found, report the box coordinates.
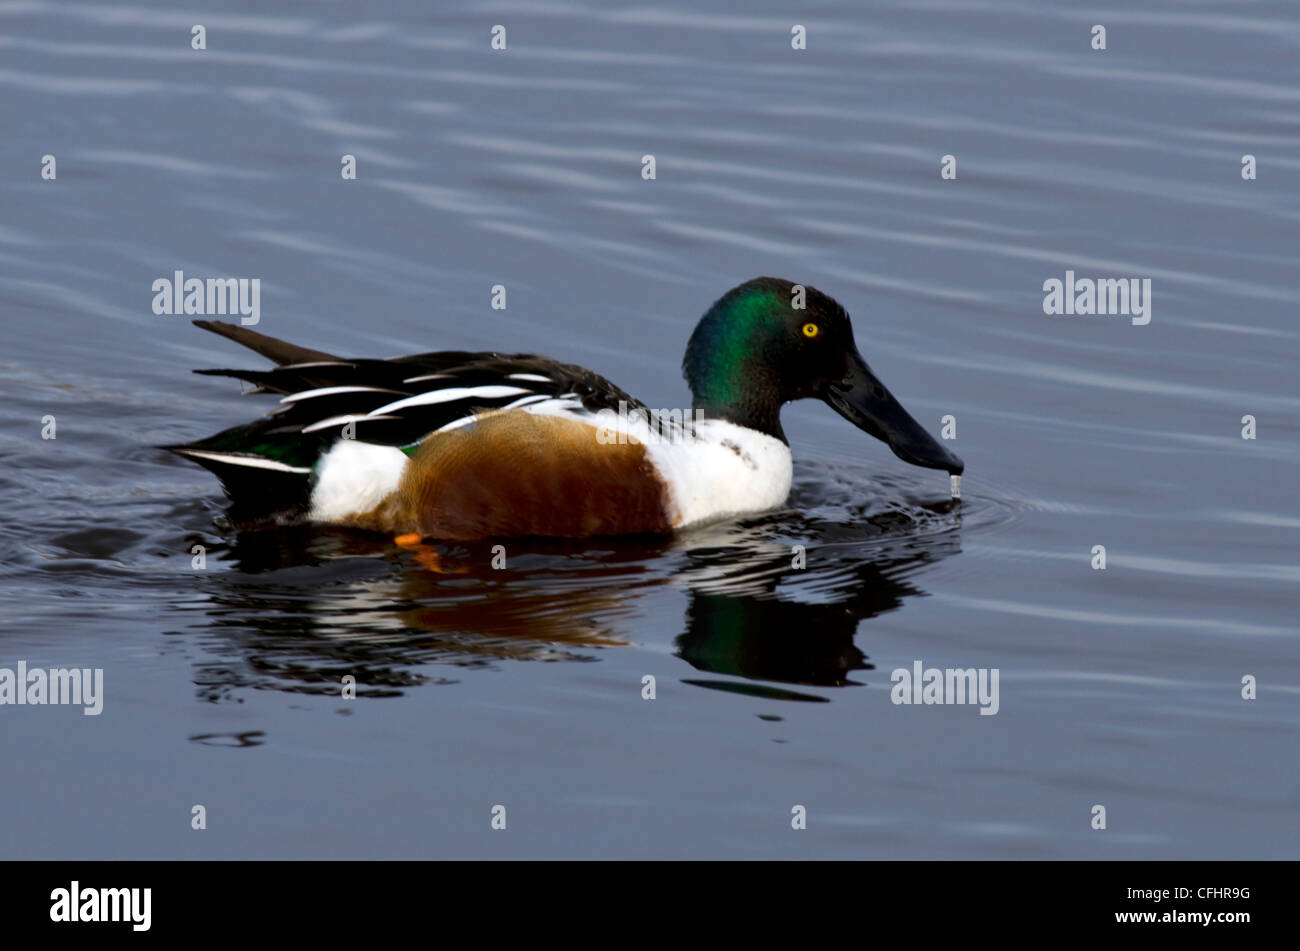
[166,320,651,511]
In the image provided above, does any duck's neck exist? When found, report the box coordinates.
[691,391,786,443]
[682,286,792,443]
[684,349,787,443]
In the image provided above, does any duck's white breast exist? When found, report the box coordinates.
[644,419,793,528]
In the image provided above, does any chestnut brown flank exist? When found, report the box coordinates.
[343,411,673,539]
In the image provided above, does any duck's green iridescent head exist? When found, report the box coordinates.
[682,277,963,475]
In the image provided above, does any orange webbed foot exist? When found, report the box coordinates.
[393,533,466,574]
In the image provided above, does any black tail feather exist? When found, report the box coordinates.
[192,319,341,366]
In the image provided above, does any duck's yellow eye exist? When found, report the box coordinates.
[802,323,820,338]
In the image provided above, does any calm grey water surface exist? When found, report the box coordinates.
[1,1,1298,858]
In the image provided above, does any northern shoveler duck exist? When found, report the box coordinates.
[168,277,963,539]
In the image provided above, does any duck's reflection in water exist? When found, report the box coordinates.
[671,505,960,700]
[183,501,959,704]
